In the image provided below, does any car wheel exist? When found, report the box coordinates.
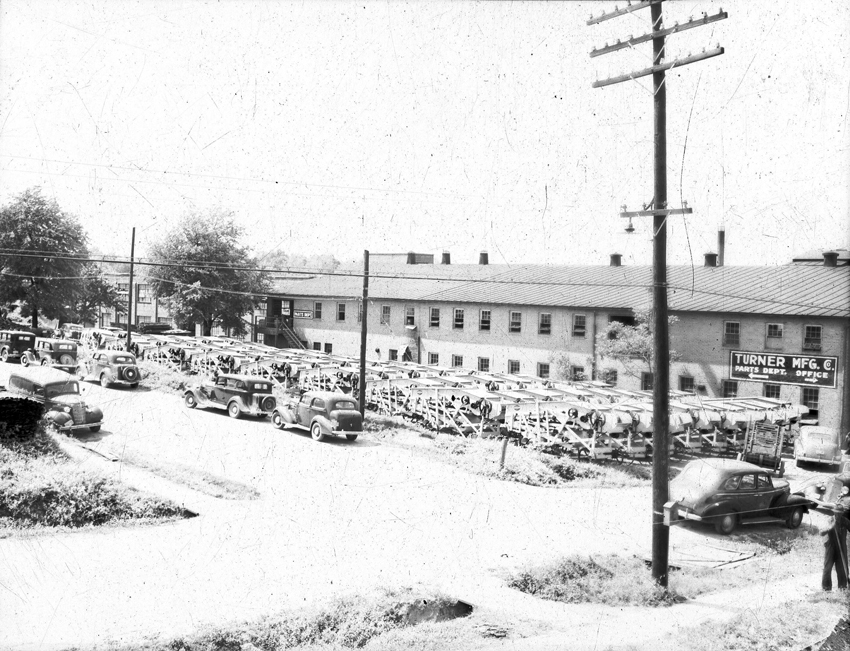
[0,349,8,362]
[100,373,112,388]
[40,359,49,366]
[346,434,358,442]
[785,506,804,529]
[271,411,286,430]
[714,512,737,535]
[311,422,325,442]
[20,355,30,367]
[227,402,242,419]
[184,392,197,409]
[89,425,101,433]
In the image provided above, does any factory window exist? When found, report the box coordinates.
[337,303,346,321]
[452,355,463,368]
[508,360,520,374]
[679,376,695,393]
[388,349,398,361]
[428,353,439,365]
[763,384,781,399]
[509,311,522,334]
[136,284,151,304]
[722,379,738,398]
[537,363,550,379]
[479,310,491,332]
[454,308,464,330]
[430,307,440,328]
[380,305,391,325]
[405,307,415,326]
[312,342,321,351]
[603,369,618,386]
[478,357,490,372]
[157,317,170,324]
[571,366,586,382]
[723,321,740,347]
[572,314,586,338]
[803,325,822,352]
[136,315,151,324]
[324,343,333,354]
[538,313,551,335]
[801,387,819,421]
[641,372,654,391]
[765,323,783,349]
[314,302,323,320]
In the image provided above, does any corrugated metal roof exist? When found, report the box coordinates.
[271,263,850,318]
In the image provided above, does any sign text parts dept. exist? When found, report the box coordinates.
[729,351,838,389]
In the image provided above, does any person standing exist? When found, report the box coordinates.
[822,498,850,591]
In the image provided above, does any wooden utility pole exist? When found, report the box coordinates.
[588,1,726,587]
[359,250,369,418]
[126,227,135,352]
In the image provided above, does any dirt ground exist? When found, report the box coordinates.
[0,363,843,650]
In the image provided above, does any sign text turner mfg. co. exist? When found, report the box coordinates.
[729,351,838,389]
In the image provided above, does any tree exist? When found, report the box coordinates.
[147,209,270,336]
[66,264,126,325]
[595,308,681,381]
[0,188,88,328]
[261,250,341,271]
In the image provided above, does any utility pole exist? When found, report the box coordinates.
[359,250,369,418]
[126,227,135,352]
[589,1,726,587]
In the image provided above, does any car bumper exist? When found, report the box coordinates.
[796,454,841,465]
[58,420,103,432]
[330,429,363,436]
[663,502,705,525]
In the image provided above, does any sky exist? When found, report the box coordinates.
[0,0,848,267]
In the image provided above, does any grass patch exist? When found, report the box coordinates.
[658,592,848,651]
[137,359,190,397]
[117,448,261,500]
[0,428,188,531]
[89,588,466,650]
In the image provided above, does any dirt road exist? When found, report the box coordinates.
[0,363,837,650]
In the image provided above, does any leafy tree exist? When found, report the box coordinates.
[0,188,88,328]
[147,209,270,336]
[261,250,341,271]
[66,264,126,325]
[596,308,681,380]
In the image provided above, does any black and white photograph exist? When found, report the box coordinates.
[0,1,848,649]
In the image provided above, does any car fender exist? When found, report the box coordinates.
[773,493,813,511]
[277,406,297,424]
[227,396,247,413]
[311,414,334,433]
[45,410,73,427]
[701,501,740,520]
[86,406,104,424]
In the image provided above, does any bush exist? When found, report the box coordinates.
[137,359,190,396]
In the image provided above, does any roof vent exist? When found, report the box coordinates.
[441,251,451,265]
[479,251,489,265]
[823,251,839,267]
[704,252,718,267]
[610,253,622,267]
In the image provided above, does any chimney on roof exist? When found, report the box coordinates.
[718,229,725,266]
[823,251,839,267]
[441,251,451,265]
[479,251,489,265]
[704,252,718,267]
[609,253,622,267]
[406,251,416,265]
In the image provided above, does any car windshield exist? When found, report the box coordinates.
[45,382,79,398]
[113,356,134,364]
[333,400,357,410]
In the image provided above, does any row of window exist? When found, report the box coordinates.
[723,321,823,351]
[425,353,552,378]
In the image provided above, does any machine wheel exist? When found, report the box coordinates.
[576,447,591,461]
[713,511,737,535]
[184,392,197,409]
[785,506,804,529]
[311,422,326,442]
[89,425,101,433]
[346,434,358,442]
[610,449,625,464]
[271,411,286,430]
[227,402,242,419]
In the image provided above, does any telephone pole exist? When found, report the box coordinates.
[359,250,369,418]
[126,227,135,352]
[588,1,726,587]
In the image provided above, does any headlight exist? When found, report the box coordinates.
[842,486,849,497]
[331,418,339,429]
[63,406,71,413]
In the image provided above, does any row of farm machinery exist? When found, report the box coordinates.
[85,330,809,465]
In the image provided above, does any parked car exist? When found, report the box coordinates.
[666,458,810,535]
[0,330,36,363]
[59,323,85,340]
[183,373,276,418]
[794,472,850,513]
[5,366,104,433]
[22,338,79,373]
[271,390,362,442]
[78,350,141,388]
[794,426,843,468]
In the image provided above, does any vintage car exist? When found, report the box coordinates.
[665,458,810,535]
[5,366,104,433]
[0,330,37,363]
[59,323,85,340]
[794,471,850,513]
[22,338,79,373]
[794,426,843,468]
[183,373,276,419]
[271,390,362,442]
[78,350,141,388]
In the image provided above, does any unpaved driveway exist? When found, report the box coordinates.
[0,363,837,650]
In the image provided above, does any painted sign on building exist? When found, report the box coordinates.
[729,351,838,389]
[294,310,313,319]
